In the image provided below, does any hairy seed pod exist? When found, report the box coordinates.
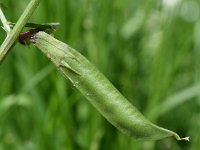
[32,31,189,141]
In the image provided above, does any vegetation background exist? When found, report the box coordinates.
[0,0,199,149]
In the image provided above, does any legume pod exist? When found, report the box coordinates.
[32,31,188,141]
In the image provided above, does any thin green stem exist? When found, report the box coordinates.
[0,0,40,63]
[0,7,11,33]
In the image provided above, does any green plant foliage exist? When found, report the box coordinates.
[0,0,199,149]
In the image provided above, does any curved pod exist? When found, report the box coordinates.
[32,31,188,141]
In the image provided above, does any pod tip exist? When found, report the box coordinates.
[173,132,189,141]
[180,136,190,141]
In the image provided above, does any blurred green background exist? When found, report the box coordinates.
[0,0,200,149]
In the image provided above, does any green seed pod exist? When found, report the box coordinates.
[32,31,189,141]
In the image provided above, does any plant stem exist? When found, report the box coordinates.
[0,7,11,33]
[0,0,40,63]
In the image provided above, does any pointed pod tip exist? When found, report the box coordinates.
[180,136,190,141]
[172,132,189,141]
